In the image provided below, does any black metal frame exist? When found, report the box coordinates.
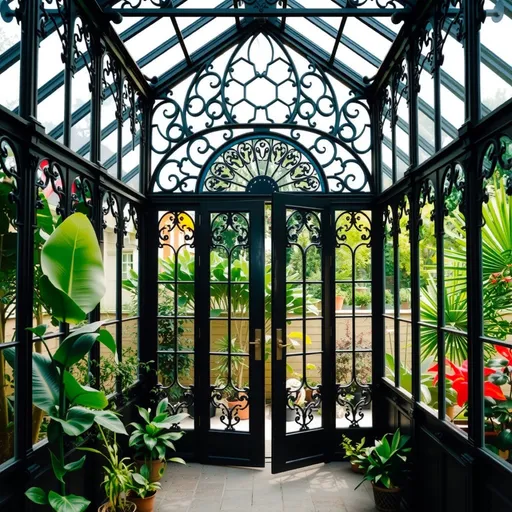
[0,0,511,508]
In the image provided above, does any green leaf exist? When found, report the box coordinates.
[168,457,186,465]
[64,456,86,472]
[41,212,105,317]
[132,473,147,486]
[40,275,87,325]
[144,434,157,452]
[54,332,100,368]
[25,487,48,505]
[51,407,95,436]
[63,372,108,409]
[28,325,48,338]
[92,409,128,435]
[32,352,60,412]
[156,398,169,416]
[50,451,67,483]
[48,491,90,512]
[97,328,116,354]
[137,406,150,424]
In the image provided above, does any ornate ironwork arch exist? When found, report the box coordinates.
[197,134,328,194]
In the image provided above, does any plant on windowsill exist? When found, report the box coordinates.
[355,429,411,512]
[354,289,371,309]
[129,398,187,482]
[335,285,347,311]
[22,213,128,512]
[127,464,161,512]
[340,435,368,474]
[399,288,411,309]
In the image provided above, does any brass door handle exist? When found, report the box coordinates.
[250,328,262,361]
[276,328,284,361]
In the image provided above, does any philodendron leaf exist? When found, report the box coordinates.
[40,275,87,325]
[63,372,108,409]
[169,457,186,465]
[89,409,127,435]
[50,451,67,483]
[41,212,105,316]
[64,455,86,472]
[25,487,48,505]
[48,491,90,512]
[32,352,60,413]
[50,407,95,437]
[54,332,100,369]
[28,324,48,339]
[97,328,116,354]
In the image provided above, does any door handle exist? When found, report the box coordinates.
[276,328,284,361]
[249,328,262,361]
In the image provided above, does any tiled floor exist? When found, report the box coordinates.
[156,462,376,512]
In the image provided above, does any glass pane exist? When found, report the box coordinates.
[0,347,15,463]
[100,323,118,396]
[101,194,119,320]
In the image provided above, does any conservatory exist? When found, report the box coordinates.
[0,0,511,510]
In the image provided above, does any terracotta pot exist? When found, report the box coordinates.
[98,502,137,512]
[400,302,410,310]
[350,458,364,474]
[136,459,166,482]
[129,492,157,512]
[227,400,249,420]
[485,431,510,460]
[446,405,455,420]
[335,295,344,311]
[372,483,401,512]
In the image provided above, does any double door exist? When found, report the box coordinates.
[157,196,373,473]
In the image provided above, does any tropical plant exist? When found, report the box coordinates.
[341,435,368,461]
[355,289,371,307]
[23,213,127,512]
[129,398,187,469]
[80,427,135,511]
[356,430,411,490]
[399,288,411,305]
[129,463,161,499]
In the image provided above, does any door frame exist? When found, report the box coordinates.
[197,200,266,467]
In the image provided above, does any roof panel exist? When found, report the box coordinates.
[124,18,176,61]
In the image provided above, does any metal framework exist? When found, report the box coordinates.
[0,0,511,508]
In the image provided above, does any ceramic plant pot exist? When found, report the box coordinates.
[129,492,157,512]
[372,483,401,512]
[335,295,344,311]
[136,459,166,482]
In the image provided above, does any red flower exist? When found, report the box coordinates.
[428,359,505,407]
[495,345,512,367]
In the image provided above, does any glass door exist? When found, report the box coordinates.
[198,201,265,467]
[271,194,335,473]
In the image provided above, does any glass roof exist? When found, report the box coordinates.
[0,0,511,189]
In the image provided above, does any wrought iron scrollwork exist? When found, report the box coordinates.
[442,162,465,219]
[152,30,372,185]
[481,136,512,201]
[211,385,250,431]
[211,212,249,249]
[158,211,195,248]
[335,211,371,247]
[201,136,323,193]
[337,380,372,428]
[286,383,322,432]
[70,176,93,217]
[123,202,139,242]
[102,191,120,235]
[413,22,434,93]
[0,136,20,215]
[35,158,65,218]
[73,16,94,86]
[418,179,436,239]
[102,53,122,114]
[40,0,68,64]
[286,209,321,246]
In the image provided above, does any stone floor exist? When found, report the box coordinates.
[156,462,376,512]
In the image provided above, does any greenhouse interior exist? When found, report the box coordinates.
[0,0,511,511]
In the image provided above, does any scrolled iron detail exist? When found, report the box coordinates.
[336,380,372,428]
[158,211,195,248]
[286,209,321,247]
[35,158,65,218]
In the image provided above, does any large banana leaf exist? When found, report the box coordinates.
[41,213,105,319]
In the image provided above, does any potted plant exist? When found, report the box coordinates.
[129,398,187,482]
[335,285,347,311]
[128,464,161,512]
[340,435,368,474]
[23,214,127,511]
[399,288,411,309]
[81,427,135,512]
[356,429,411,512]
[355,289,371,309]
